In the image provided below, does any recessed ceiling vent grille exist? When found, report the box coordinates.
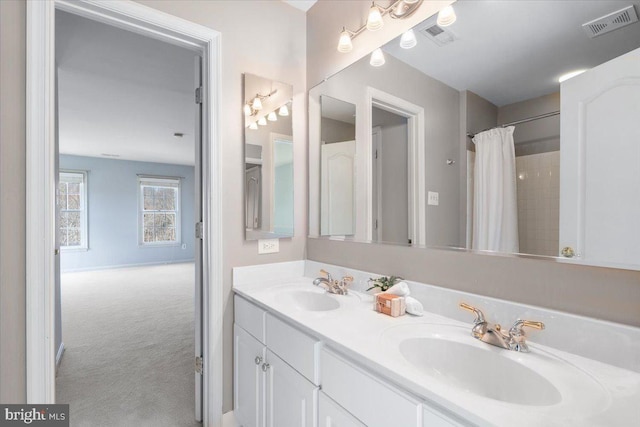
[582,5,638,38]
[419,24,457,47]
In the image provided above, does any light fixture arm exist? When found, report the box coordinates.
[340,0,424,46]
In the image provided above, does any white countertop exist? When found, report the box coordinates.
[233,261,640,426]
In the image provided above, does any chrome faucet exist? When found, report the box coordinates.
[313,269,353,295]
[459,302,545,353]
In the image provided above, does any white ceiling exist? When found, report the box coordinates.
[282,0,317,12]
[56,11,197,166]
[384,0,640,106]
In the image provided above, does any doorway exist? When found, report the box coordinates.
[26,2,223,425]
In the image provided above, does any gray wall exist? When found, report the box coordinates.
[59,155,196,272]
[0,0,26,403]
[0,0,306,411]
[320,117,355,144]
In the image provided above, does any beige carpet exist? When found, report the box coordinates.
[56,263,201,427]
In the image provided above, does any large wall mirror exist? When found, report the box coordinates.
[309,1,640,269]
[244,73,294,240]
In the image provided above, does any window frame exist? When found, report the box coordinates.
[137,175,182,247]
[58,170,89,251]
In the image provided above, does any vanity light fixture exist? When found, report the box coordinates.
[370,48,386,67]
[400,29,417,49]
[243,103,252,116]
[244,89,278,117]
[558,69,587,83]
[278,104,289,116]
[366,2,384,31]
[251,97,263,111]
[267,111,278,122]
[437,5,457,27]
[248,122,258,130]
[336,0,423,53]
[257,117,267,126]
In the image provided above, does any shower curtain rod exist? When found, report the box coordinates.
[466,110,560,138]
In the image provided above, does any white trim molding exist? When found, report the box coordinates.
[366,87,426,246]
[26,1,223,426]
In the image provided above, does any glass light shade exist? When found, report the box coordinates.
[337,29,353,53]
[278,104,289,116]
[248,122,258,130]
[257,117,267,126]
[437,6,457,27]
[252,97,263,111]
[403,0,419,3]
[400,30,417,49]
[267,111,278,122]
[370,48,386,67]
[366,4,384,31]
[243,104,252,116]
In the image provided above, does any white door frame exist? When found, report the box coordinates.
[365,87,426,245]
[26,1,223,425]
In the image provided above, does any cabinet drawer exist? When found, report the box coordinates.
[235,295,266,344]
[321,348,421,427]
[319,392,366,427]
[265,313,321,385]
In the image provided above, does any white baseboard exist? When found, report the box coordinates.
[222,411,237,427]
[61,259,195,273]
[55,342,65,370]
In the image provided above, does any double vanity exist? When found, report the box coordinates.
[232,261,640,427]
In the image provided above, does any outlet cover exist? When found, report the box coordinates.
[428,191,439,206]
[258,239,279,254]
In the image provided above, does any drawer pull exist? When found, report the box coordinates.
[261,363,270,372]
[254,356,263,365]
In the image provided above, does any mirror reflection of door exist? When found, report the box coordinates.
[245,164,261,230]
[272,136,294,236]
[320,96,356,236]
[371,107,409,245]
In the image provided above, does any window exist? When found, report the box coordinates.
[139,176,181,245]
[58,171,88,250]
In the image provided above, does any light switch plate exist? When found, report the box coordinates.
[258,239,279,254]
[428,191,439,206]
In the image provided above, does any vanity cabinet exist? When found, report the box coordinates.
[234,295,320,427]
[318,392,366,427]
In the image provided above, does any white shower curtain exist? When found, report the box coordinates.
[472,126,519,252]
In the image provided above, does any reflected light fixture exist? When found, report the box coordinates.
[257,117,267,126]
[267,111,278,121]
[370,48,386,67]
[278,104,289,116]
[243,104,252,116]
[367,3,384,31]
[437,5,457,27]
[558,69,587,83]
[248,122,258,130]
[337,27,353,53]
[337,0,424,54]
[400,29,417,49]
[251,97,263,111]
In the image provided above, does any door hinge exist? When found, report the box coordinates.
[374,219,378,230]
[195,356,203,375]
[195,222,204,239]
[195,87,203,104]
[375,149,378,160]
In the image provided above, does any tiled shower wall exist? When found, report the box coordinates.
[467,150,560,256]
[515,151,560,256]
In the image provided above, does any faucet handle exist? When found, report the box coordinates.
[509,319,545,335]
[341,275,353,283]
[459,302,486,325]
[320,269,333,281]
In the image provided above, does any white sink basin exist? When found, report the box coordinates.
[399,337,560,405]
[381,323,609,411]
[284,290,340,311]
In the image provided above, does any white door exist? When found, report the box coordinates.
[246,166,262,230]
[320,141,356,236]
[234,326,266,427]
[265,350,318,427]
[560,47,640,267]
[318,392,365,427]
[193,55,204,421]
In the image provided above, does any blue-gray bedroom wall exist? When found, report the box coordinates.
[59,155,195,271]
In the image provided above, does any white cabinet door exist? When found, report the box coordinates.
[319,392,365,427]
[321,140,356,236]
[234,326,266,427]
[560,47,640,267]
[265,350,318,427]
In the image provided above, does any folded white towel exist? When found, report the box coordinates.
[384,281,410,296]
[405,296,424,316]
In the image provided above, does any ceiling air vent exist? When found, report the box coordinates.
[419,24,457,47]
[582,5,638,38]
